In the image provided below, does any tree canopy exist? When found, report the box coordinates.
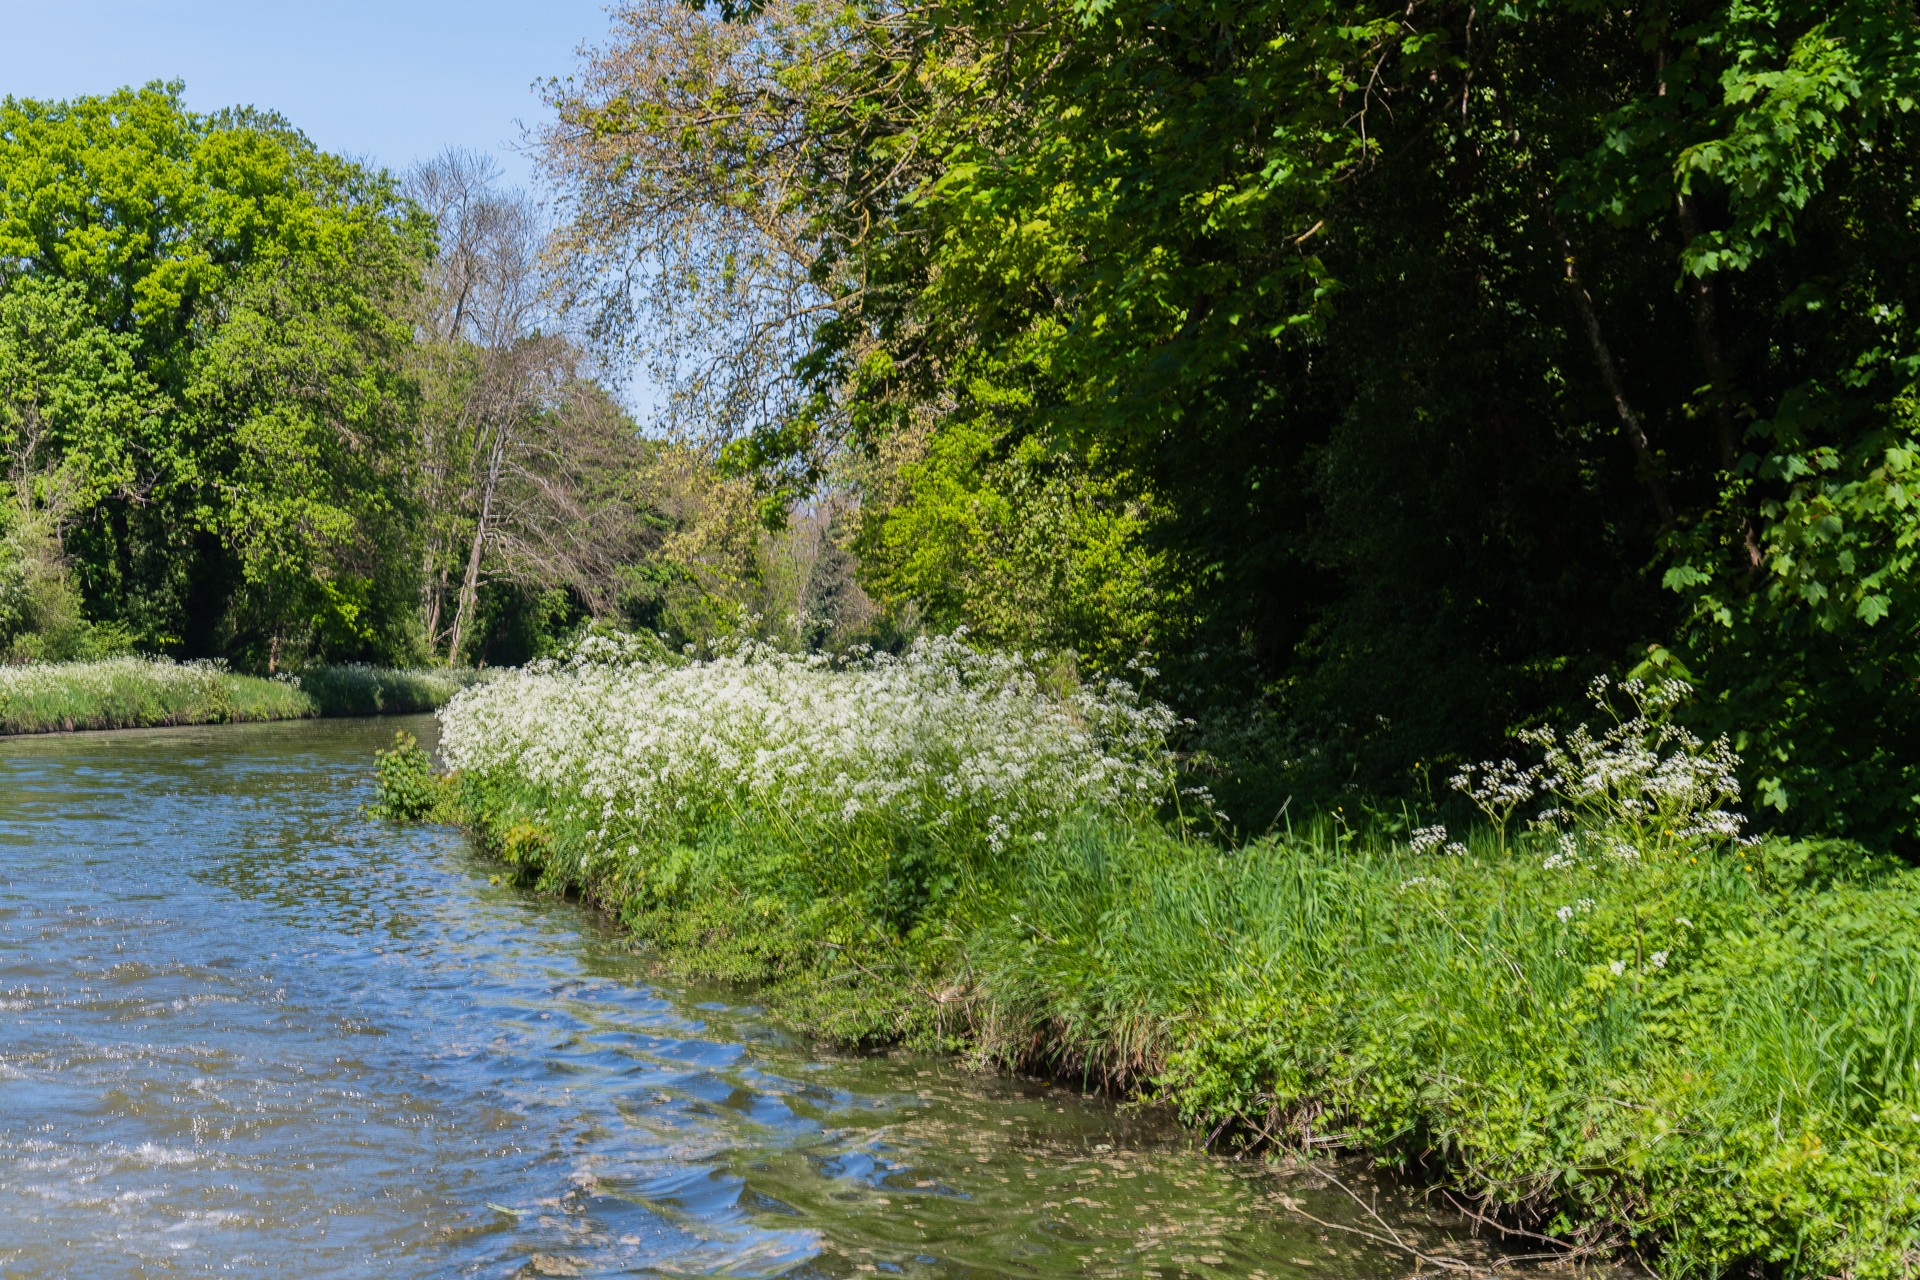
[542,0,1920,845]
[0,82,429,664]
[10,5,1920,846]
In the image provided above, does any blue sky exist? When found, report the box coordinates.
[0,0,616,190]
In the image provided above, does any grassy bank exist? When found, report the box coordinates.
[0,657,476,735]
[380,641,1920,1278]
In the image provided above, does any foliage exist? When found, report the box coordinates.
[0,656,308,733]
[394,669,1920,1276]
[0,520,130,663]
[0,91,756,675]
[404,630,1192,1035]
[367,730,445,820]
[434,632,1189,878]
[856,424,1187,668]
[549,0,1920,847]
[993,826,1920,1280]
[0,656,471,736]
[295,664,480,717]
[535,0,834,447]
[0,83,429,666]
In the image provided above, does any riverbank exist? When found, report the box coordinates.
[0,657,476,736]
[3,713,1516,1277]
[377,643,1920,1279]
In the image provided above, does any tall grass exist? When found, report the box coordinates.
[980,821,1920,1278]
[0,657,477,735]
[395,647,1920,1278]
[293,663,479,717]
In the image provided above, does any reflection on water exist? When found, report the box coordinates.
[0,717,1545,1278]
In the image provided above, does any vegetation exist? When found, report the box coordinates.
[541,0,1920,848]
[15,7,1920,1274]
[383,647,1920,1277]
[0,85,880,679]
[11,9,1920,840]
[0,86,425,667]
[0,657,468,735]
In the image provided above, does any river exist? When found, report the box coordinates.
[0,716,1543,1277]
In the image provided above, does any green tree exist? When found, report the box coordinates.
[0,276,154,659]
[545,1,1920,843]
[0,82,430,665]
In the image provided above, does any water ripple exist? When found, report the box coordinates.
[0,718,1552,1279]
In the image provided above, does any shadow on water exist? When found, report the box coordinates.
[0,717,1598,1278]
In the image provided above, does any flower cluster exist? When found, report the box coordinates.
[1449,676,1751,863]
[437,634,1192,860]
[1409,824,1468,856]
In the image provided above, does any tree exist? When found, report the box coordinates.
[0,277,154,658]
[408,150,671,661]
[0,83,431,665]
[544,1,1920,846]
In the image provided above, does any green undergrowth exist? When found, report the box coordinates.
[294,664,481,717]
[376,656,1920,1278]
[376,751,1920,1280]
[0,658,476,735]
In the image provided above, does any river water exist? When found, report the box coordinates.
[0,716,1537,1278]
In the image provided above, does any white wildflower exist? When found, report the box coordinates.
[436,634,1189,864]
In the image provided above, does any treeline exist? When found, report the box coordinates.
[0,84,875,676]
[12,0,1920,848]
[536,0,1920,848]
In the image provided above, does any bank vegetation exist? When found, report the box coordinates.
[0,658,470,735]
[380,643,1920,1279]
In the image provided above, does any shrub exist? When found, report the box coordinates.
[296,664,478,717]
[368,731,443,819]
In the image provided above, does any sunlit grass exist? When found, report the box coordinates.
[0,657,477,735]
[977,819,1920,1278]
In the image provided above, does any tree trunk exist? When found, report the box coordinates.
[1547,212,1676,527]
[423,563,447,657]
[447,428,506,664]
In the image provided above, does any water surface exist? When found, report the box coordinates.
[0,717,1537,1277]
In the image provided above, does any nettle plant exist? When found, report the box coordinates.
[1446,677,1751,863]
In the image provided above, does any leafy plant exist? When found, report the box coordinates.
[369,731,443,820]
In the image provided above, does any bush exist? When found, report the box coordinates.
[368,731,443,819]
[296,664,478,717]
[0,524,130,663]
